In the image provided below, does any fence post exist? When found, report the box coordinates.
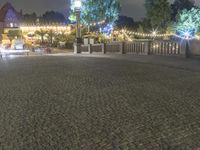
[88,44,92,54]
[180,41,187,57]
[178,43,181,54]
[120,42,125,54]
[185,40,190,58]
[74,43,82,54]
[144,41,151,55]
[102,43,106,54]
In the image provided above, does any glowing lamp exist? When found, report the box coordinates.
[183,31,190,38]
[152,31,157,36]
[74,0,82,9]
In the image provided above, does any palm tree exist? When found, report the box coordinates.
[55,32,67,42]
[35,30,47,44]
[7,30,22,42]
[47,30,55,45]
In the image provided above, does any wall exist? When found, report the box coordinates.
[189,40,200,56]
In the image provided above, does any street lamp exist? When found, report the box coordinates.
[74,0,82,43]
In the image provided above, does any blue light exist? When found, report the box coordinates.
[101,24,113,35]
[176,29,195,39]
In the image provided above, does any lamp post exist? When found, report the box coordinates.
[74,0,82,53]
[75,0,82,43]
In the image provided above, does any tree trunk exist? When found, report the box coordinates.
[185,40,190,58]
[41,36,44,45]
[50,34,53,45]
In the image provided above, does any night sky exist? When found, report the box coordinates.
[0,0,199,20]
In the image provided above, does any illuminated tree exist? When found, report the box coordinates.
[47,30,56,45]
[104,0,120,24]
[171,0,195,21]
[176,8,200,36]
[144,0,171,31]
[35,30,47,44]
[115,16,135,28]
[69,0,120,26]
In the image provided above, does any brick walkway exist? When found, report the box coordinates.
[0,55,200,149]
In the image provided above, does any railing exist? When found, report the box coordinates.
[105,42,122,53]
[150,41,181,55]
[125,41,149,55]
[76,40,183,56]
[81,45,89,53]
[91,44,104,53]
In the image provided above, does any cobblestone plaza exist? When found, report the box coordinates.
[0,55,200,149]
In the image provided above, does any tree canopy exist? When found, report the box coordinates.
[176,8,200,36]
[7,30,22,41]
[23,13,37,24]
[22,11,66,24]
[69,0,120,25]
[171,0,195,21]
[144,0,171,31]
[115,16,135,28]
[42,11,66,23]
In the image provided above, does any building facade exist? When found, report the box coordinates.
[0,2,21,32]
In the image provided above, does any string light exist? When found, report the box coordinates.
[119,29,173,38]
[119,29,198,40]
[121,30,133,41]
[88,20,106,26]
[173,34,196,40]
[20,25,71,33]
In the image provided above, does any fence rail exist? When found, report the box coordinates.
[91,44,104,53]
[76,40,183,56]
[81,45,89,53]
[125,41,148,55]
[150,41,181,55]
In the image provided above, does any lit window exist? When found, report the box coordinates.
[10,23,13,27]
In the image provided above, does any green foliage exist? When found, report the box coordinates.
[23,11,66,24]
[47,30,56,44]
[35,30,47,43]
[55,32,67,42]
[104,0,120,24]
[42,11,66,23]
[81,0,98,25]
[176,8,200,33]
[69,0,120,25]
[65,34,75,43]
[52,31,75,48]
[7,30,22,41]
[137,24,144,33]
[115,16,135,28]
[23,13,37,24]
[139,18,151,32]
[173,0,195,10]
[166,23,176,33]
[144,0,172,31]
[171,0,195,21]
[69,12,76,23]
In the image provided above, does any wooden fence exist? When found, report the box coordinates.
[150,41,181,55]
[76,40,183,56]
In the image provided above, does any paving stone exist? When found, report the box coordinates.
[0,55,199,149]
